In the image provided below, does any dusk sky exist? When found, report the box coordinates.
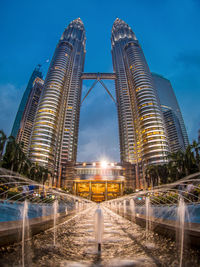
[1,0,200,162]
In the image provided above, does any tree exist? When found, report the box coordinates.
[2,136,18,171]
[0,134,52,186]
[167,160,179,182]
[169,151,185,177]
[41,167,51,185]
[145,165,159,188]
[0,130,7,161]
[29,163,51,185]
[1,136,29,175]
[191,140,200,171]
[157,164,169,184]
[184,145,198,175]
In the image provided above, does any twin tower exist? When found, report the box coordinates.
[29,18,169,188]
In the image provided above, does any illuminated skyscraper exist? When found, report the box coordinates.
[17,77,44,154]
[161,106,185,153]
[111,19,169,188]
[11,65,43,138]
[152,73,189,151]
[27,18,170,190]
[29,18,86,186]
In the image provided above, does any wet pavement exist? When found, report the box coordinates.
[0,205,199,266]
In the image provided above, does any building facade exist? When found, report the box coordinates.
[29,18,86,186]
[16,78,44,154]
[23,18,176,191]
[162,106,185,152]
[73,162,124,202]
[11,65,43,138]
[111,19,169,188]
[152,73,189,152]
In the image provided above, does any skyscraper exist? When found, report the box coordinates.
[11,65,43,138]
[29,18,86,187]
[26,18,172,191]
[152,73,189,151]
[162,106,185,152]
[17,77,44,154]
[111,19,169,188]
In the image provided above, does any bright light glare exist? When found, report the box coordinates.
[101,160,108,168]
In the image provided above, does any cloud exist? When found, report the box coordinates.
[77,123,120,162]
[77,81,120,162]
[175,50,200,69]
[0,83,24,135]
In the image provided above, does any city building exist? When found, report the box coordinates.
[29,18,86,187]
[152,73,189,151]
[73,161,124,202]
[161,106,185,152]
[26,18,172,192]
[111,19,169,189]
[16,78,44,154]
[11,65,43,138]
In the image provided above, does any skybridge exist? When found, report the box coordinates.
[81,72,117,104]
[81,72,116,80]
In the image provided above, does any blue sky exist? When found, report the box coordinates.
[0,0,200,162]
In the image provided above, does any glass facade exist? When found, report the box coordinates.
[29,18,86,186]
[111,19,169,188]
[161,106,185,152]
[24,18,176,191]
[11,65,43,138]
[17,78,44,154]
[73,162,124,202]
[152,73,189,151]
[75,162,124,181]
[74,180,124,202]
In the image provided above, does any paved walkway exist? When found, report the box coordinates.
[0,205,199,266]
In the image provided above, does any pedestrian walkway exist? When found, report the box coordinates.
[0,205,199,266]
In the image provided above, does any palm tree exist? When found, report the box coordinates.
[145,165,159,188]
[29,163,39,181]
[1,136,27,173]
[184,145,198,176]
[29,164,50,185]
[41,167,51,185]
[17,147,27,173]
[2,136,16,171]
[167,144,199,181]
[167,160,178,182]
[169,151,185,176]
[0,130,7,161]
[22,158,32,177]
[145,142,200,188]
[191,140,200,171]
[1,135,52,186]
[157,164,169,184]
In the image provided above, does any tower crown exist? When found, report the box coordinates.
[61,18,86,43]
[112,18,125,28]
[73,17,83,24]
[111,18,137,44]
[70,17,84,26]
